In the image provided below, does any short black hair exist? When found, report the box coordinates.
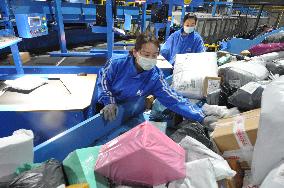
[129,32,160,56]
[183,13,197,24]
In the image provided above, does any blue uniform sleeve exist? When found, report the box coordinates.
[194,34,206,53]
[152,70,205,123]
[97,59,116,106]
[160,34,174,62]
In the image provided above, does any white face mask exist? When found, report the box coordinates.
[137,53,157,71]
[184,26,195,34]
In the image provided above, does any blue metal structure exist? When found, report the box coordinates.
[0,1,24,74]
[221,26,284,54]
[15,13,48,38]
[0,38,24,74]
[34,107,125,162]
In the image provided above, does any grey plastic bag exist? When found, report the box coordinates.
[228,82,269,110]
[252,76,284,185]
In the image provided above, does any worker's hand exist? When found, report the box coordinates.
[100,103,118,122]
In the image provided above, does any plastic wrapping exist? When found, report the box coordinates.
[9,159,66,188]
[218,84,238,107]
[266,59,284,75]
[95,121,186,186]
[154,136,236,188]
[249,43,284,56]
[252,76,284,185]
[169,121,213,149]
[218,62,269,89]
[149,99,174,122]
[63,146,109,188]
[172,52,218,99]
[251,51,284,64]
[202,103,239,118]
[228,82,268,110]
[262,31,284,44]
[0,129,34,178]
[260,161,284,188]
[206,89,220,105]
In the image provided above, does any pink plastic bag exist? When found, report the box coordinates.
[249,43,284,56]
[95,121,186,186]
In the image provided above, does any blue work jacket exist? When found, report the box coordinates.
[96,54,205,123]
[161,29,205,65]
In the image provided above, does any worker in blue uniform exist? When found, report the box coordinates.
[96,33,206,124]
[161,13,205,65]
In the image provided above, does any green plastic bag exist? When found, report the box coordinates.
[63,146,109,188]
[15,163,41,175]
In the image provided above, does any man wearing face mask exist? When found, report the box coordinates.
[96,33,205,123]
[161,13,205,65]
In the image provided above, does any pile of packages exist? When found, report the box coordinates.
[149,51,284,187]
[236,25,274,40]
[249,31,284,56]
[0,122,236,188]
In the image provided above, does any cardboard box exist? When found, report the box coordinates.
[8,52,31,64]
[226,159,244,188]
[203,76,221,97]
[212,109,261,153]
[66,184,89,188]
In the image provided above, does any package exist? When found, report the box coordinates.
[63,146,109,188]
[249,43,284,56]
[252,77,284,185]
[67,183,89,188]
[212,109,261,166]
[260,161,284,188]
[95,121,186,186]
[218,83,238,107]
[8,52,31,64]
[207,89,221,105]
[203,77,221,97]
[262,31,284,44]
[218,62,269,89]
[251,51,284,64]
[242,170,258,188]
[170,120,213,149]
[228,82,268,110]
[149,121,167,133]
[226,159,244,188]
[149,99,174,122]
[15,163,41,175]
[0,129,34,178]
[202,104,240,119]
[155,136,235,188]
[266,59,284,75]
[9,159,66,188]
[0,174,16,188]
[172,52,218,99]
[218,54,233,66]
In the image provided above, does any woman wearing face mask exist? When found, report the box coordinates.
[96,33,205,123]
[160,13,205,65]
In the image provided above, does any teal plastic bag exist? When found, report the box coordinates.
[63,146,109,188]
[15,163,41,175]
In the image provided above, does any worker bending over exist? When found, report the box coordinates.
[96,33,207,124]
